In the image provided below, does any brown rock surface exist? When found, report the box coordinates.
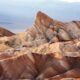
[47,68,80,80]
[0,27,15,37]
[0,11,80,80]
[34,11,80,43]
[0,53,79,80]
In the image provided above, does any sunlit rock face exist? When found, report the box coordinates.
[0,11,80,80]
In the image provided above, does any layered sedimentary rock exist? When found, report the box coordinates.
[0,27,15,37]
[0,52,79,80]
[0,11,80,80]
[34,11,80,42]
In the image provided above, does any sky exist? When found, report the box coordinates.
[0,0,80,32]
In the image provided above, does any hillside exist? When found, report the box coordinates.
[0,11,80,80]
[0,27,15,37]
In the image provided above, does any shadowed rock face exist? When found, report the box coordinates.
[0,11,80,80]
[0,53,79,80]
[0,27,15,37]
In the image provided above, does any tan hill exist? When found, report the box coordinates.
[0,27,15,37]
[0,44,11,52]
[0,11,80,80]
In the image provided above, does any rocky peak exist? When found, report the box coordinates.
[35,11,64,28]
[0,11,80,80]
[34,11,71,42]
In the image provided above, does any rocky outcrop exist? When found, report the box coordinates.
[32,39,80,57]
[0,52,79,80]
[0,27,15,37]
[34,11,80,43]
[0,11,80,80]
[47,68,80,80]
[34,11,65,42]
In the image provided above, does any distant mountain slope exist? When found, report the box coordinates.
[0,27,15,37]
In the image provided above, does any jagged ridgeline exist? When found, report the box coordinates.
[0,11,80,80]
